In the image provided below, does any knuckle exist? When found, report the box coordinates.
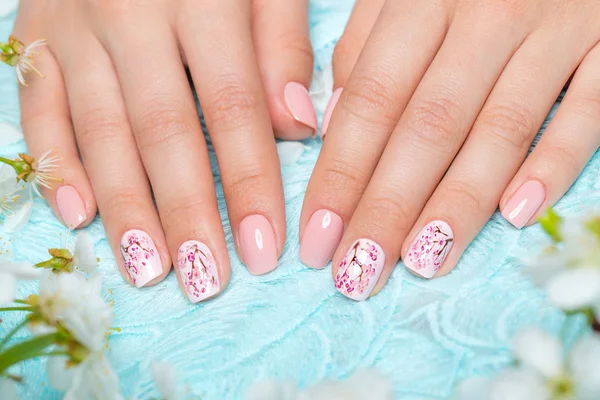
[135,105,192,152]
[403,95,462,151]
[438,180,483,215]
[366,191,412,229]
[342,72,399,127]
[202,78,262,133]
[278,30,314,65]
[225,169,270,202]
[320,157,368,198]
[102,190,147,223]
[569,90,600,121]
[538,142,581,177]
[74,109,130,149]
[478,102,536,150]
[160,194,210,229]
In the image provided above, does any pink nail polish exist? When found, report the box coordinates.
[284,82,318,134]
[300,209,343,269]
[120,229,162,287]
[56,185,86,229]
[334,239,385,301]
[405,220,454,279]
[321,88,343,138]
[502,180,546,229]
[177,240,220,303]
[239,214,278,275]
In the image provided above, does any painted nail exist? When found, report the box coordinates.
[300,209,343,269]
[320,88,343,138]
[502,180,546,229]
[177,240,220,303]
[239,214,278,275]
[405,220,454,279]
[334,239,385,301]
[56,185,86,229]
[120,229,162,287]
[284,81,318,134]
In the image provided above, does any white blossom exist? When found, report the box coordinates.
[276,142,305,166]
[152,361,180,400]
[0,165,20,217]
[74,233,97,274]
[0,377,19,400]
[0,259,41,304]
[28,149,61,197]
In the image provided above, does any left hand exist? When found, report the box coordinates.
[299,0,600,300]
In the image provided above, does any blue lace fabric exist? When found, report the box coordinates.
[1,1,598,399]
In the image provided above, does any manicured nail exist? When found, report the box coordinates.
[177,240,220,303]
[239,214,277,275]
[300,209,343,269]
[120,229,162,287]
[502,180,546,229]
[321,88,343,138]
[405,220,454,279]
[334,239,385,301]
[284,81,318,135]
[56,185,86,229]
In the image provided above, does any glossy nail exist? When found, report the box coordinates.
[120,229,162,287]
[334,239,385,301]
[284,81,318,135]
[405,220,454,279]
[177,240,220,303]
[321,88,343,138]
[56,185,86,229]
[502,180,546,229]
[239,214,277,275]
[300,209,343,269]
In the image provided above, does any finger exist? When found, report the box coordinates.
[252,0,317,140]
[401,24,592,280]
[299,1,448,269]
[97,14,229,299]
[501,42,600,228]
[13,14,96,230]
[53,32,169,288]
[178,1,285,274]
[330,6,530,299]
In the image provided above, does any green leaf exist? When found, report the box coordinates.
[538,208,563,242]
[0,333,62,374]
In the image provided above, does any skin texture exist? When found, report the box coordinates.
[14,0,316,301]
[300,0,600,300]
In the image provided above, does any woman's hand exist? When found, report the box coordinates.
[14,0,317,302]
[300,0,600,300]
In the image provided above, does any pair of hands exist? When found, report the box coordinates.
[15,0,600,302]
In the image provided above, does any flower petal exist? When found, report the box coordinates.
[512,327,563,378]
[151,361,177,400]
[569,333,600,399]
[489,368,549,400]
[0,377,20,400]
[453,377,491,400]
[3,200,33,233]
[0,272,17,304]
[0,122,23,146]
[74,233,97,274]
[47,356,75,391]
[276,142,305,166]
[0,261,42,280]
[546,268,600,311]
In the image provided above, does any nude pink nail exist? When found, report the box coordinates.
[502,180,546,229]
[56,185,86,229]
[284,81,318,134]
[239,214,278,275]
[120,229,162,287]
[405,220,454,279]
[334,239,385,301]
[300,209,343,269]
[321,88,343,138]
[177,240,220,303]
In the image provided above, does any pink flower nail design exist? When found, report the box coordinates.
[334,239,385,301]
[177,241,220,303]
[120,229,162,288]
[405,220,454,279]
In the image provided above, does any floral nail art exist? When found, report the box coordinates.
[334,239,385,301]
[120,230,162,288]
[405,220,454,279]
[177,241,220,303]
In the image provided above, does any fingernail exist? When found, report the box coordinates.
[405,220,454,279]
[56,185,86,229]
[334,239,385,301]
[502,180,546,229]
[177,240,220,303]
[120,229,162,287]
[284,81,318,134]
[239,214,278,275]
[321,88,343,138]
[300,209,343,269]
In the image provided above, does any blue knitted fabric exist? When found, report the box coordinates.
[1,1,598,399]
